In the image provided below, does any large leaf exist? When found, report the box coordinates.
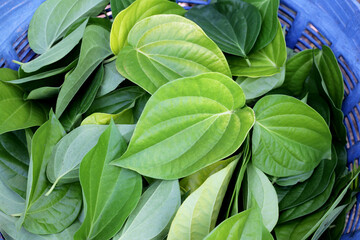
[110,0,185,55]
[97,60,126,97]
[56,24,112,117]
[0,178,25,215]
[242,0,280,51]
[22,19,87,73]
[252,95,332,177]
[110,0,135,18]
[115,180,181,240]
[18,112,82,234]
[74,122,142,240]
[228,21,286,77]
[46,124,135,189]
[0,68,18,81]
[28,0,109,54]
[0,131,29,198]
[246,163,278,231]
[237,67,285,100]
[115,14,232,94]
[0,82,47,135]
[186,1,261,57]
[167,159,238,240]
[111,73,255,179]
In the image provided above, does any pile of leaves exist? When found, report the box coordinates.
[0,0,358,239]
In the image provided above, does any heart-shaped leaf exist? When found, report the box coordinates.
[111,73,255,179]
[252,95,331,177]
[110,0,185,55]
[115,14,232,94]
[74,122,142,240]
[186,1,261,57]
[167,159,238,240]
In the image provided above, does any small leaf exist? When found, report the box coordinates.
[167,159,238,240]
[74,122,142,240]
[252,95,332,177]
[82,108,134,125]
[97,60,126,97]
[115,14,232,94]
[111,73,254,179]
[25,87,60,100]
[110,0,185,55]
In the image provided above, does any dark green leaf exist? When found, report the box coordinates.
[110,0,135,18]
[97,60,125,97]
[25,87,60,100]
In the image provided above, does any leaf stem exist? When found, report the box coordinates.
[104,55,117,64]
[45,178,60,196]
[12,60,24,66]
[245,57,251,67]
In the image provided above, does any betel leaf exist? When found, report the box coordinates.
[18,112,82,234]
[28,0,109,54]
[252,95,332,177]
[97,60,126,97]
[237,67,285,100]
[245,163,278,231]
[242,0,280,51]
[278,157,337,211]
[46,124,135,189]
[0,81,47,135]
[167,159,238,240]
[228,21,286,77]
[115,14,232,94]
[186,1,261,57]
[0,68,18,81]
[111,73,255,179]
[22,19,88,73]
[25,87,60,100]
[275,170,313,187]
[110,0,135,18]
[279,174,335,223]
[74,122,142,240]
[0,178,25,215]
[56,24,112,117]
[115,180,181,240]
[82,108,135,125]
[0,131,29,198]
[110,0,185,55]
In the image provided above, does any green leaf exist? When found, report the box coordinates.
[277,157,337,211]
[111,73,255,179]
[115,180,181,240]
[110,0,135,18]
[28,0,109,54]
[246,163,278,231]
[0,82,47,134]
[115,14,232,94]
[25,87,60,100]
[97,60,125,97]
[252,94,332,177]
[56,24,112,117]
[74,122,142,240]
[18,112,82,234]
[0,211,81,240]
[110,0,185,55]
[0,131,29,198]
[46,124,135,189]
[0,68,18,81]
[228,20,286,77]
[242,0,280,51]
[0,178,25,215]
[186,1,261,57]
[236,66,285,100]
[82,108,135,125]
[279,174,335,223]
[275,170,313,187]
[22,19,88,73]
[167,159,238,240]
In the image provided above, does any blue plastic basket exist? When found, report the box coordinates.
[1,0,360,239]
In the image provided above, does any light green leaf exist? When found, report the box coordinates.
[111,73,255,179]
[0,82,47,135]
[228,21,286,77]
[167,159,238,240]
[246,163,278,231]
[115,14,232,94]
[25,87,60,100]
[28,0,109,54]
[82,108,135,125]
[46,124,135,189]
[18,112,82,234]
[97,60,126,97]
[22,19,88,73]
[186,1,262,57]
[56,24,112,117]
[252,95,332,177]
[275,170,314,187]
[110,0,135,18]
[237,67,285,100]
[74,122,142,240]
[242,0,280,51]
[115,180,181,240]
[0,178,25,215]
[110,0,185,55]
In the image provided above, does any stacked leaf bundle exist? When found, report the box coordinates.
[0,0,358,239]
